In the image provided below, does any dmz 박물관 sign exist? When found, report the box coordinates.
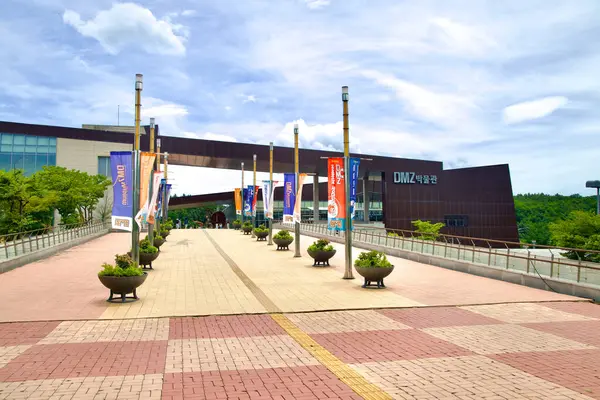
[394,172,438,185]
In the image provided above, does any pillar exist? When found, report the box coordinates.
[313,175,319,223]
[363,177,370,223]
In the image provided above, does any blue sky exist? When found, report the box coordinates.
[1,0,599,196]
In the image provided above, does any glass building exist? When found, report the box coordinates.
[0,133,57,175]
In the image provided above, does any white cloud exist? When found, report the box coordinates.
[63,3,186,55]
[242,95,257,103]
[224,106,232,111]
[503,96,569,124]
[428,17,497,56]
[304,0,330,9]
[143,101,188,119]
[181,10,196,17]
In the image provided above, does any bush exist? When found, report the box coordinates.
[135,239,158,254]
[354,251,393,268]
[254,224,268,234]
[163,220,174,230]
[274,230,293,240]
[154,235,164,241]
[160,228,169,236]
[98,254,144,277]
[233,219,242,225]
[242,221,253,229]
[308,239,334,252]
[387,232,400,237]
[411,220,444,241]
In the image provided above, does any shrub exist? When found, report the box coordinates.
[274,230,293,240]
[163,220,174,230]
[411,220,445,241]
[233,219,242,225]
[242,221,253,229]
[254,224,268,234]
[308,239,334,252]
[160,228,169,236]
[135,239,158,254]
[98,254,144,277]
[387,232,400,237]
[354,251,392,268]
[154,235,164,241]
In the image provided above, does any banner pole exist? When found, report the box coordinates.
[268,142,274,245]
[132,73,143,265]
[252,155,257,237]
[294,124,301,257]
[342,86,354,279]
[148,118,155,246]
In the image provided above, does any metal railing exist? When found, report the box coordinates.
[281,222,600,287]
[0,220,110,261]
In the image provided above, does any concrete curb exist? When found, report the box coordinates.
[0,230,110,274]
[299,229,600,302]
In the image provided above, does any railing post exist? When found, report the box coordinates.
[577,260,582,282]
[526,250,530,274]
[488,245,492,266]
[506,248,510,269]
[471,240,475,262]
[550,254,554,278]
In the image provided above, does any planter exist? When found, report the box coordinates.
[242,226,253,235]
[255,230,269,241]
[307,249,336,267]
[154,238,165,249]
[273,237,293,251]
[162,231,170,238]
[232,223,242,230]
[127,251,160,270]
[355,265,395,289]
[98,273,148,303]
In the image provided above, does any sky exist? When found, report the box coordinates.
[1,0,599,196]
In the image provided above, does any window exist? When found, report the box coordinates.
[0,133,57,174]
[444,215,469,227]
[98,156,111,177]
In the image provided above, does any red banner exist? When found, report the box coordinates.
[327,157,346,231]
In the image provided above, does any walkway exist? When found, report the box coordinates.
[0,229,599,399]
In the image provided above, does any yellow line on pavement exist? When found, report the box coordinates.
[271,314,392,400]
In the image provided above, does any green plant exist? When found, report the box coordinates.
[411,220,445,241]
[254,224,268,234]
[354,251,393,268]
[154,234,164,241]
[160,228,169,236]
[550,211,600,262]
[139,238,158,254]
[163,220,174,230]
[274,230,293,240]
[242,221,253,228]
[388,232,400,237]
[233,219,242,225]
[98,254,144,277]
[308,238,334,252]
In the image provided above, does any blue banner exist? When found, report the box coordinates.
[350,157,360,221]
[110,151,133,231]
[244,186,253,217]
[283,173,296,223]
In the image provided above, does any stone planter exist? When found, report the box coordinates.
[232,223,242,230]
[273,237,293,251]
[307,249,336,267]
[354,265,395,288]
[242,226,253,235]
[255,230,269,241]
[127,251,160,270]
[162,230,170,238]
[98,273,148,303]
[154,238,165,249]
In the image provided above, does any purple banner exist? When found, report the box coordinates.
[110,151,133,231]
[350,157,360,222]
[283,173,296,223]
[244,186,253,217]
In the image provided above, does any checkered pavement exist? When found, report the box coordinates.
[1,301,599,399]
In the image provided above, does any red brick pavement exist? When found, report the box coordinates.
[492,349,600,399]
[162,366,362,400]
[379,306,502,328]
[0,321,60,346]
[311,329,472,363]
[544,301,600,318]
[169,315,285,340]
[523,320,600,347]
[0,340,168,381]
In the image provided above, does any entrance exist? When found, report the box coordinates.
[211,211,227,227]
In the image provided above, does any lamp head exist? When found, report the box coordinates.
[135,74,143,90]
[150,118,155,128]
[294,123,299,134]
[253,154,257,161]
[342,86,349,101]
[156,138,161,147]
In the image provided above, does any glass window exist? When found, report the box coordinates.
[37,146,49,153]
[12,154,24,170]
[0,153,11,171]
[24,155,36,175]
[0,145,11,152]
[48,154,56,166]
[25,145,36,154]
[12,135,25,145]
[48,137,56,146]
[98,156,110,177]
[37,137,49,146]
[13,145,24,153]
[1,135,12,145]
[25,136,37,145]
[36,154,48,169]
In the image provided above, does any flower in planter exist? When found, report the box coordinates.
[307,239,334,252]
[274,230,293,240]
[354,250,393,268]
[98,254,144,277]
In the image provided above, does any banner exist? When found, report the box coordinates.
[293,174,307,223]
[244,185,254,217]
[110,151,133,232]
[283,173,296,223]
[139,152,156,209]
[327,157,345,231]
[262,181,271,217]
[165,184,172,206]
[350,158,360,221]
[146,171,164,225]
[234,188,242,215]
[268,181,278,219]
[251,185,259,216]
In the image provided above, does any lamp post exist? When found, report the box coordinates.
[131,73,143,264]
[586,180,600,215]
[294,123,301,258]
[252,154,257,238]
[162,152,169,223]
[268,142,274,245]
[155,138,161,233]
[241,162,245,224]
[148,117,156,246]
[342,85,353,279]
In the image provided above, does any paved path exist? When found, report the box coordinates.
[1,229,599,399]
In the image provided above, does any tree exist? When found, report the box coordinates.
[411,220,445,241]
[549,211,600,262]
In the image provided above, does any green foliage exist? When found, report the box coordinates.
[354,251,393,268]
[411,220,444,241]
[254,224,267,234]
[99,254,144,277]
[549,211,600,262]
[242,221,253,228]
[274,229,293,240]
[233,219,242,225]
[515,194,597,245]
[388,232,400,237]
[308,239,334,252]
[163,220,174,230]
[138,239,158,254]
[168,205,224,227]
[154,235,164,241]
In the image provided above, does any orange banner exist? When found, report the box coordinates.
[234,188,242,215]
[139,152,156,209]
[327,157,345,231]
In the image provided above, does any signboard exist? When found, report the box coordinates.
[293,174,307,223]
[110,151,133,231]
[393,172,438,185]
[283,173,296,223]
[327,157,345,231]
[349,158,360,220]
[234,188,242,215]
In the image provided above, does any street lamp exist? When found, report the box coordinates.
[294,123,301,257]
[342,86,353,279]
[131,73,143,264]
[241,162,245,224]
[586,180,600,215]
[148,117,156,246]
[252,154,257,238]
